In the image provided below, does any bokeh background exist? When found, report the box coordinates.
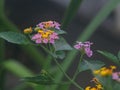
[1,0,120,90]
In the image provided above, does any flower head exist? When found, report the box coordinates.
[93,65,116,77]
[85,78,103,90]
[24,20,61,44]
[31,29,59,44]
[74,41,93,57]
[37,21,61,30]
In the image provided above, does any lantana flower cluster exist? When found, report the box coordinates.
[85,78,103,90]
[85,66,117,90]
[24,21,60,44]
[93,65,116,77]
[74,41,93,57]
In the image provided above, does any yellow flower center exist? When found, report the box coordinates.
[38,30,54,39]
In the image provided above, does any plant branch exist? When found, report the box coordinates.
[72,52,84,80]
[53,58,83,90]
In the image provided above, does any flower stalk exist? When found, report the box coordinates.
[53,58,83,90]
[72,52,84,80]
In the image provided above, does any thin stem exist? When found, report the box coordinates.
[72,52,84,80]
[41,45,83,90]
[53,58,83,90]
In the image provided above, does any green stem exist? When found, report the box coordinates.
[40,45,57,58]
[72,52,84,80]
[53,58,83,90]
[41,45,83,90]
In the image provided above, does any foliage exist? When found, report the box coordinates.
[0,0,120,90]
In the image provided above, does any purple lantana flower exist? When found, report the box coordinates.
[74,41,93,57]
[37,21,61,30]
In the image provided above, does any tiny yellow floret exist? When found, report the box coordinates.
[93,70,100,74]
[90,87,97,90]
[110,65,116,70]
[85,86,91,90]
[24,27,32,34]
[96,84,103,89]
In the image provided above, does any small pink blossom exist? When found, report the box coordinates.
[36,39,42,44]
[37,21,61,30]
[49,32,59,39]
[49,39,55,44]
[43,38,49,44]
[112,72,120,82]
[53,21,61,29]
[31,33,41,40]
[37,23,44,29]
[74,41,93,57]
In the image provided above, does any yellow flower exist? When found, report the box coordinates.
[85,86,91,90]
[90,87,97,90]
[93,66,116,77]
[42,33,49,38]
[110,65,116,70]
[85,86,100,90]
[93,70,100,74]
[38,30,44,34]
[24,27,32,34]
[100,67,106,70]
[100,69,108,76]
[96,84,103,89]
[85,78,103,90]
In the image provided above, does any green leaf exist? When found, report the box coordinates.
[0,31,30,45]
[79,60,105,72]
[113,82,120,90]
[52,29,67,34]
[97,50,119,64]
[34,85,46,90]
[3,60,33,77]
[96,76,113,90]
[118,50,120,60]
[22,75,54,85]
[53,37,73,51]
[55,51,65,59]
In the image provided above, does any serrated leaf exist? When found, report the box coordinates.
[0,31,30,45]
[55,51,65,59]
[79,60,105,72]
[97,50,119,64]
[54,37,73,51]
